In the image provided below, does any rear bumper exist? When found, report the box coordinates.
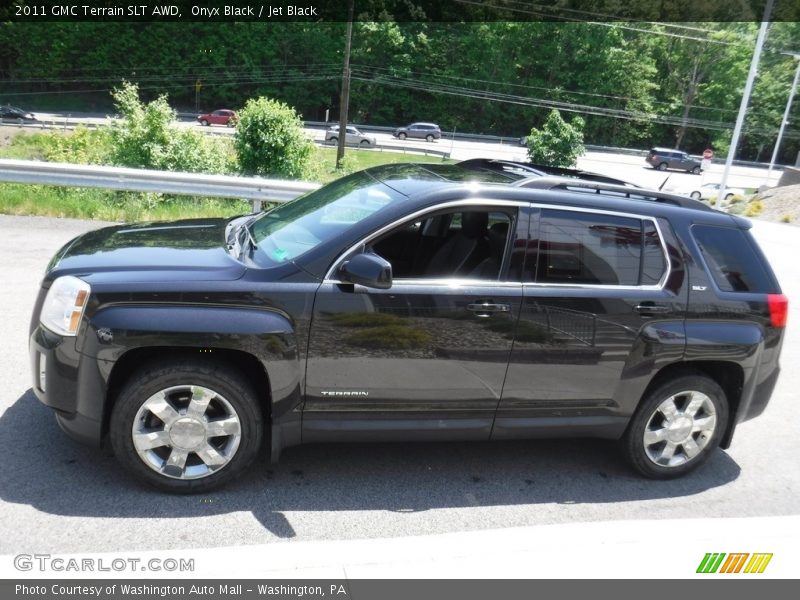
[29,325,108,447]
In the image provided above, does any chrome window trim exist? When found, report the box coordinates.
[323,199,672,292]
[323,199,528,282]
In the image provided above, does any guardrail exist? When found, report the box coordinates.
[0,159,320,211]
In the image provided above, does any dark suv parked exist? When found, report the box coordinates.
[646,147,703,174]
[30,162,787,492]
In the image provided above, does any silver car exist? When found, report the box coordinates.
[325,125,376,147]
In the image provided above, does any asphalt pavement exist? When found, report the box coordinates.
[0,213,798,559]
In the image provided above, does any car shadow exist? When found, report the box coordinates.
[0,390,741,538]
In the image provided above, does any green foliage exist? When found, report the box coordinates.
[233,97,313,178]
[345,325,432,350]
[107,82,230,174]
[43,127,111,164]
[526,110,585,167]
[327,312,403,328]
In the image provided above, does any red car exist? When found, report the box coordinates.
[197,109,237,127]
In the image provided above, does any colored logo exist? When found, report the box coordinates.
[696,553,773,574]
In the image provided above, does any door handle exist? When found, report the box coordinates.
[635,303,671,314]
[467,302,510,317]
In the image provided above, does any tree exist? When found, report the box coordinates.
[233,97,313,178]
[107,81,229,173]
[526,110,585,167]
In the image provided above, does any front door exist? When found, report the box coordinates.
[304,203,526,442]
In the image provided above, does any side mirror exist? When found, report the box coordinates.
[339,253,392,290]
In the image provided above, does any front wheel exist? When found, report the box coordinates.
[360,140,371,147]
[657,162,668,171]
[328,136,338,144]
[725,193,734,201]
[622,374,728,479]
[398,132,407,140]
[110,360,263,493]
[690,191,701,200]
[200,119,209,127]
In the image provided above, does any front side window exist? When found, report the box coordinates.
[249,171,404,266]
[529,209,666,287]
[369,208,516,281]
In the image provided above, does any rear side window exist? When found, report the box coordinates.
[692,225,776,293]
[531,209,666,286]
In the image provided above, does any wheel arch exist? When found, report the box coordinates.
[634,360,744,448]
[103,346,272,440]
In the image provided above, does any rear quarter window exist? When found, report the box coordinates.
[692,225,777,293]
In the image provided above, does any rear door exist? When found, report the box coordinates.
[494,205,687,438]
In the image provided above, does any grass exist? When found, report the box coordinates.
[0,128,451,221]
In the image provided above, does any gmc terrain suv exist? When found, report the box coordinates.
[30,161,787,492]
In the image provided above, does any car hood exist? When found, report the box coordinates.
[47,218,247,283]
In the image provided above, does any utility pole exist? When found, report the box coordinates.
[767,53,800,182]
[717,0,774,205]
[336,0,354,170]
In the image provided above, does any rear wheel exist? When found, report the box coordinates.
[725,193,734,201]
[328,136,338,144]
[692,166,701,175]
[690,191,701,200]
[657,162,668,171]
[110,360,263,493]
[426,134,435,142]
[622,375,728,479]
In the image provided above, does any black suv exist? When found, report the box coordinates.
[30,162,787,492]
[646,147,703,174]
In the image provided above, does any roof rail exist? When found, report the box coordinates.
[517,176,714,211]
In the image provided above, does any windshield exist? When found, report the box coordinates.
[249,171,405,265]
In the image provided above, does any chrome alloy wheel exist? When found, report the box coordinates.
[642,390,717,468]
[132,385,242,480]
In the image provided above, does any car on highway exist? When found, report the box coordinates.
[393,122,441,142]
[0,105,37,124]
[30,162,786,492]
[688,182,749,202]
[197,109,237,127]
[324,124,376,147]
[646,147,702,174]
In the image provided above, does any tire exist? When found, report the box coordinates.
[691,166,701,175]
[360,139,370,147]
[426,134,434,142]
[109,360,263,493]
[398,132,407,140]
[329,136,337,144]
[622,374,728,479]
[201,119,209,127]
[725,193,734,201]
[690,191,701,200]
[17,117,24,125]
[657,162,668,171]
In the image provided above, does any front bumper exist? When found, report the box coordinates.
[29,325,107,447]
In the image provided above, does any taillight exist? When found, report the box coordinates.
[767,293,788,328]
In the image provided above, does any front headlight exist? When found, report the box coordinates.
[40,276,91,337]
